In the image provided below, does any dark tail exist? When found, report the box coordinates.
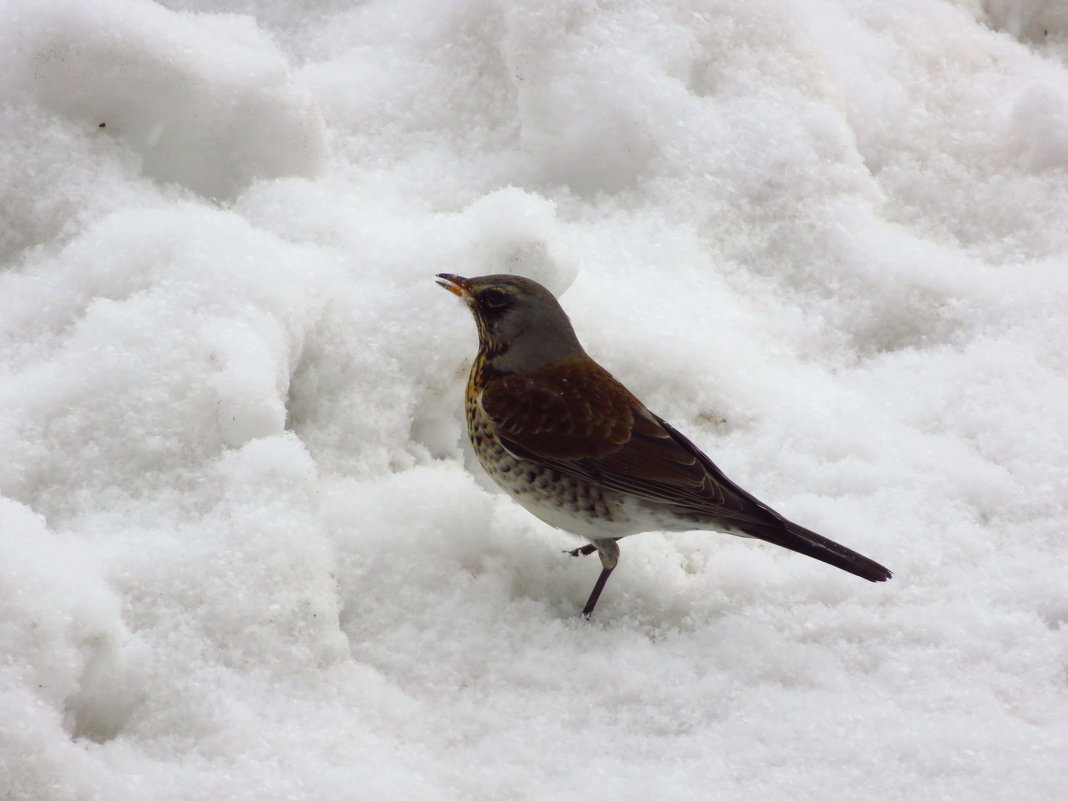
[748,520,892,582]
[649,413,893,582]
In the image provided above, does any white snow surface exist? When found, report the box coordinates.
[2,0,1067,798]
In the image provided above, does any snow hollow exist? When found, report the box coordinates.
[2,1,1067,799]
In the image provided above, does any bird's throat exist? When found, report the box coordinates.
[472,345,513,384]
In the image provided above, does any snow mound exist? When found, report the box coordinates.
[1,0,1067,799]
[6,0,327,201]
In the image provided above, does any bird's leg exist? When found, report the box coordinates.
[580,539,620,618]
[566,537,619,558]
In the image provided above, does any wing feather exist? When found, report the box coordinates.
[480,359,777,528]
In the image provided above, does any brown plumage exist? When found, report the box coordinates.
[438,272,892,617]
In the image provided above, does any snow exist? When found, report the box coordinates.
[1,0,1066,798]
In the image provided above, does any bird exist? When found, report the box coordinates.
[436,273,892,617]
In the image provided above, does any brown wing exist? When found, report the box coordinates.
[478,359,633,459]
[479,358,777,526]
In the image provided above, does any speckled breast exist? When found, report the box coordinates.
[464,382,633,540]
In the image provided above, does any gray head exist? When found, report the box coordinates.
[436,273,586,371]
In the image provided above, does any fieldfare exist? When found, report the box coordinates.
[437,273,892,617]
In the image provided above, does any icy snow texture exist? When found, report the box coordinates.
[1,0,1066,799]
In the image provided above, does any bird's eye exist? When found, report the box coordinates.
[479,288,509,309]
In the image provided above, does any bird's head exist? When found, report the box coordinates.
[436,273,585,371]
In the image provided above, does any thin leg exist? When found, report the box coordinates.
[580,538,621,618]
[581,566,614,618]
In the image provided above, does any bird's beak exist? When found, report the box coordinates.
[436,273,474,304]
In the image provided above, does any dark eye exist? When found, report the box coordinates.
[479,288,509,309]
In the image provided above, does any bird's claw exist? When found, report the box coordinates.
[565,544,599,558]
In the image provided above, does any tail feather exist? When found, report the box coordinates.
[650,414,892,582]
[746,521,892,582]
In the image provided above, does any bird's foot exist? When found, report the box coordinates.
[566,544,599,558]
